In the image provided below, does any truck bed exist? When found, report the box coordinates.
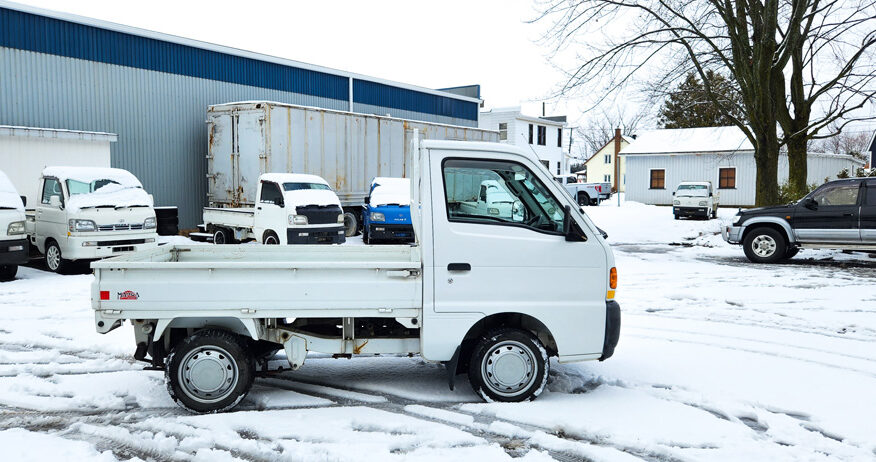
[91,244,422,319]
[203,207,255,229]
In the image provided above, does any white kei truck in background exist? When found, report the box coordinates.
[91,137,622,413]
[672,181,719,219]
[26,167,158,273]
[203,173,345,245]
[0,170,28,281]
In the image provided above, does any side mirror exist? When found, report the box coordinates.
[20,196,26,207]
[49,195,62,208]
[363,196,370,205]
[671,191,675,196]
[709,192,713,197]
[803,198,818,210]
[562,204,571,236]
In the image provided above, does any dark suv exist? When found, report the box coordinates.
[722,178,876,263]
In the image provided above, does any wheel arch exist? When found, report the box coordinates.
[741,218,794,245]
[155,317,263,344]
[454,312,558,374]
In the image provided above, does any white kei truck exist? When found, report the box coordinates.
[203,173,345,245]
[26,167,158,273]
[672,181,719,219]
[0,169,28,281]
[91,138,622,413]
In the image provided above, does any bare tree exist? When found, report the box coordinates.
[533,0,876,205]
[577,107,647,157]
[810,126,873,160]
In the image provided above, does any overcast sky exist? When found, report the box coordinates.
[20,0,588,121]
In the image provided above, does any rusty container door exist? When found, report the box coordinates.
[235,109,268,206]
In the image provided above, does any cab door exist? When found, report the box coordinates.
[429,153,608,359]
[253,180,286,244]
[34,177,67,251]
[861,180,876,243]
[792,180,862,243]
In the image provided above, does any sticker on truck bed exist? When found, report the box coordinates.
[117,290,139,300]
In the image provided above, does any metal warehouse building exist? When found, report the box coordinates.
[0,1,482,227]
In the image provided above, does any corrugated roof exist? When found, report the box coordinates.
[621,126,753,155]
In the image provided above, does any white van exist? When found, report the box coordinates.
[27,167,158,273]
[0,170,28,281]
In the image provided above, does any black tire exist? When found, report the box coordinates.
[363,227,371,245]
[343,212,359,237]
[711,207,718,219]
[786,246,800,259]
[673,214,680,220]
[262,231,280,245]
[468,328,549,403]
[165,329,255,413]
[0,265,17,282]
[742,227,788,263]
[577,192,591,206]
[213,228,228,245]
[44,240,70,274]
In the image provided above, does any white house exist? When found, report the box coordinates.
[620,126,865,207]
[583,128,635,192]
[479,107,568,175]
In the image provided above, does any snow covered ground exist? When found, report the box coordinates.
[0,198,874,461]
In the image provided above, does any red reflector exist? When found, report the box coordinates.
[100,291,110,300]
[595,185,601,192]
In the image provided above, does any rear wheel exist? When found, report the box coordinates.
[343,212,359,237]
[468,328,549,403]
[742,227,787,263]
[263,231,279,245]
[44,240,69,274]
[213,228,230,245]
[577,192,590,206]
[0,265,17,281]
[166,329,255,413]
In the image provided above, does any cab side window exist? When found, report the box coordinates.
[41,178,63,205]
[810,183,859,206]
[866,181,876,205]
[443,158,567,234]
[260,181,283,206]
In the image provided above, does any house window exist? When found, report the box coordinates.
[719,168,736,189]
[604,174,611,182]
[604,154,611,164]
[557,128,562,148]
[557,164,561,175]
[498,123,507,141]
[650,169,665,189]
[528,124,534,144]
[537,126,546,146]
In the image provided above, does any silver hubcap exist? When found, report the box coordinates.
[46,245,60,270]
[752,235,777,257]
[178,346,238,403]
[482,340,538,397]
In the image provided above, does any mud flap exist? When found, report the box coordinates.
[445,346,461,391]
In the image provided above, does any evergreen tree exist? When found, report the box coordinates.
[659,71,744,129]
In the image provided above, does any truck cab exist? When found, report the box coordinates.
[363,177,414,244]
[27,167,157,273]
[0,169,28,281]
[672,181,718,219]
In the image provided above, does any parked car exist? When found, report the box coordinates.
[204,173,345,245]
[91,137,621,413]
[722,178,876,263]
[0,170,28,281]
[553,175,608,205]
[25,167,157,273]
[673,181,719,219]
[363,177,414,244]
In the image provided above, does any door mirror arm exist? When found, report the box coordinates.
[803,198,818,210]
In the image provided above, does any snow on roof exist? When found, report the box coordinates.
[370,177,411,207]
[620,126,753,155]
[260,173,329,185]
[41,166,142,187]
[0,125,118,142]
[66,183,153,212]
[0,169,24,211]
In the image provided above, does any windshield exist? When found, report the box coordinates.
[66,178,121,196]
[675,184,708,196]
[283,182,331,191]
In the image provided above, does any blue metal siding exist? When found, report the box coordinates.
[0,6,348,101]
[354,79,478,122]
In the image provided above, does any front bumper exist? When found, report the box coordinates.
[286,226,346,244]
[674,206,708,217]
[367,224,414,243]
[0,238,29,265]
[722,225,743,244]
[599,300,621,361]
[63,234,159,260]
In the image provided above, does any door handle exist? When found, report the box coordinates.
[447,263,471,271]
[842,213,854,217]
[257,207,262,210]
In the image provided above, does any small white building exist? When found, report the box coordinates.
[620,126,865,207]
[479,107,568,175]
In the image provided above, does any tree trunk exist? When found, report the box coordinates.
[786,136,808,196]
[754,131,780,206]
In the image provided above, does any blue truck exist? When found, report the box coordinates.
[363,177,414,244]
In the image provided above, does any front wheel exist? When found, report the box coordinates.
[468,328,549,403]
[742,227,787,263]
[44,240,69,274]
[263,231,280,245]
[166,329,255,413]
[0,265,17,282]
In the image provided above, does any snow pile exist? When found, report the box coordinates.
[370,177,411,206]
[0,169,24,211]
[66,182,153,212]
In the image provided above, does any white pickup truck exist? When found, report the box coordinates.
[203,173,345,245]
[0,170,28,281]
[26,167,158,273]
[554,175,608,206]
[91,138,621,413]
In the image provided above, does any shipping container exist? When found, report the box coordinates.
[206,102,497,233]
